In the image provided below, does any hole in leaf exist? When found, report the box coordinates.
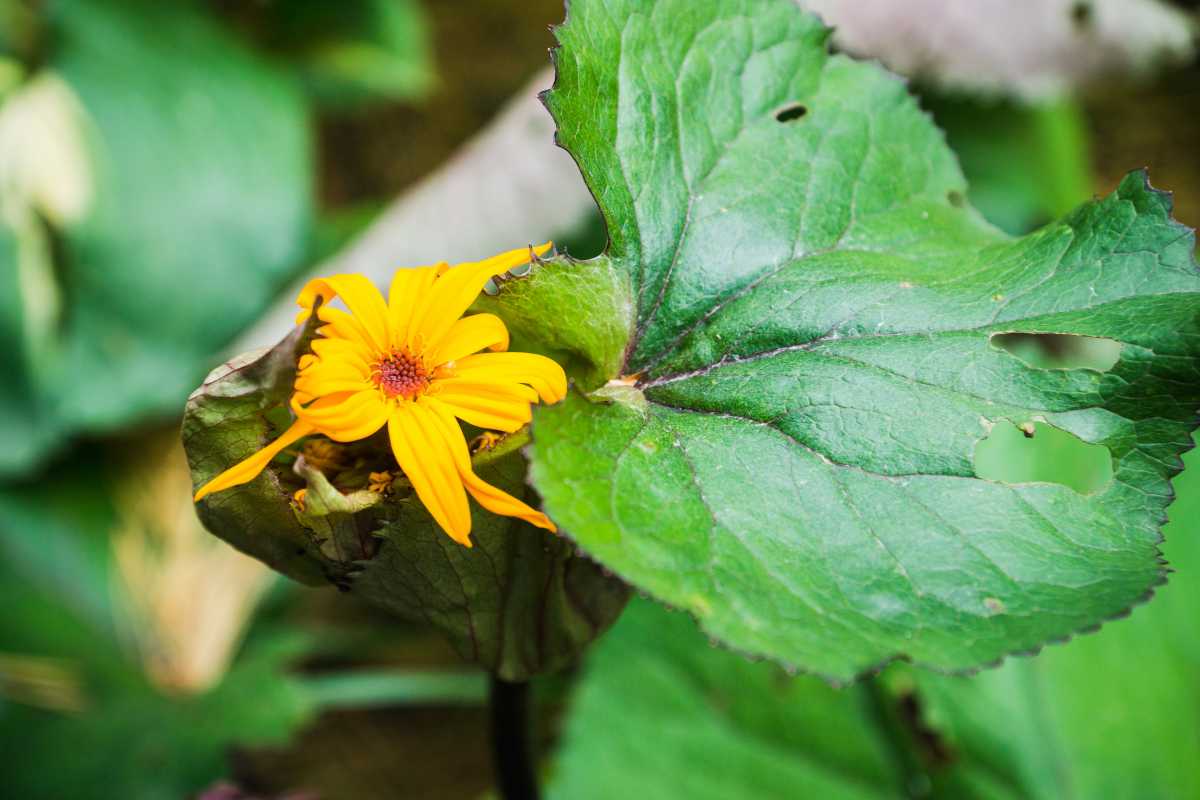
[946,190,966,208]
[774,103,808,123]
[974,420,1112,494]
[991,332,1121,371]
[1070,1,1093,28]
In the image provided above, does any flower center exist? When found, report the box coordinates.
[374,350,428,399]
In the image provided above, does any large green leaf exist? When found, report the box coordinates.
[498,0,1200,679]
[549,599,910,800]
[0,0,312,475]
[910,437,1200,800]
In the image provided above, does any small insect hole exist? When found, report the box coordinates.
[991,332,1121,372]
[775,103,808,123]
[946,190,966,208]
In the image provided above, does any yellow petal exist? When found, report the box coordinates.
[296,274,391,353]
[315,306,380,353]
[387,403,472,545]
[294,358,375,398]
[310,335,376,368]
[193,420,314,502]
[423,398,557,532]
[448,351,567,404]
[427,313,510,367]
[411,243,551,351]
[431,378,540,404]
[388,264,445,350]
[426,391,533,433]
[293,374,374,398]
[292,389,389,441]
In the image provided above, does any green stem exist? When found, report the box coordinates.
[302,669,487,710]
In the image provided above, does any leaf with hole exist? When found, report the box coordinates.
[908,438,1200,800]
[481,0,1200,680]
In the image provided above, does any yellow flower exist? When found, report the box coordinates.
[193,244,566,546]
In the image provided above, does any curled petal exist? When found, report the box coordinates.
[427,313,510,367]
[295,358,375,398]
[423,398,556,533]
[388,403,472,545]
[300,358,373,383]
[292,390,389,441]
[293,375,374,398]
[193,420,314,502]
[309,336,376,370]
[315,306,378,352]
[296,274,391,353]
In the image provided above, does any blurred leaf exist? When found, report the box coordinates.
[0,441,459,799]
[516,0,1200,681]
[802,0,1195,97]
[549,599,911,800]
[241,0,433,108]
[929,96,1093,235]
[0,219,56,472]
[0,2,40,63]
[0,456,126,650]
[0,0,312,476]
[0,631,317,800]
[909,436,1200,800]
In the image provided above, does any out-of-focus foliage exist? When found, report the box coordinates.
[222,0,434,108]
[928,96,1093,235]
[804,0,1196,97]
[0,634,316,800]
[0,431,482,799]
[0,0,313,477]
[550,598,910,800]
[0,446,315,800]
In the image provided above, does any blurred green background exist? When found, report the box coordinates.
[0,1,1197,798]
